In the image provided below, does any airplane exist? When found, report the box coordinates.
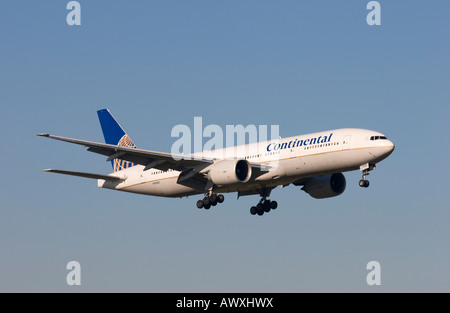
[38,109,395,216]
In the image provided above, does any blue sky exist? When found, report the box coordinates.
[1,1,449,292]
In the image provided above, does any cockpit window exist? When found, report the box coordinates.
[370,136,388,140]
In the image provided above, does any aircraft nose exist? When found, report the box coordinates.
[386,140,395,155]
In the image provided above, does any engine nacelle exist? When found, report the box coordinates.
[208,160,252,186]
[302,173,346,199]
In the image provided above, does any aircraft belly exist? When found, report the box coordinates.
[118,176,198,197]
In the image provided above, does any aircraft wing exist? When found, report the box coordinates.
[37,133,213,172]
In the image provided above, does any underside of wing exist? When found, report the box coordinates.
[43,169,124,181]
[237,186,274,198]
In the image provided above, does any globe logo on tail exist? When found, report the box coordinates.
[114,134,137,172]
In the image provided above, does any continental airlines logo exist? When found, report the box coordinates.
[114,134,137,172]
[266,133,333,151]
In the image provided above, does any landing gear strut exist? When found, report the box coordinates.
[249,188,278,216]
[359,163,376,188]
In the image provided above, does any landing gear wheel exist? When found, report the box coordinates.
[203,196,210,206]
[196,200,204,209]
[204,203,211,210]
[209,194,218,206]
[270,201,278,210]
[250,206,257,215]
[217,194,224,203]
[359,180,370,188]
[263,200,271,213]
[256,203,264,216]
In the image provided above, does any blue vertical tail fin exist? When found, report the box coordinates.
[97,109,137,172]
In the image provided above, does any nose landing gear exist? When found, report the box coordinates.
[359,163,376,188]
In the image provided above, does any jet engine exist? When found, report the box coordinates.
[302,173,346,199]
[207,160,252,186]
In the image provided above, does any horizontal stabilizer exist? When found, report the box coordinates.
[43,169,124,182]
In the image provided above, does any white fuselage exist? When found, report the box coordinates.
[98,128,395,197]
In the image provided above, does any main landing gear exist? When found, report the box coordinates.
[196,193,224,210]
[359,163,376,188]
[250,198,278,216]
